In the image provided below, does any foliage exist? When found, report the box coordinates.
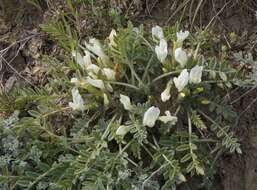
[1,18,253,190]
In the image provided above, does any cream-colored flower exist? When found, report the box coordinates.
[143,106,160,128]
[72,51,84,68]
[85,76,105,90]
[120,94,133,111]
[116,125,131,136]
[109,29,117,47]
[103,93,109,106]
[173,69,189,92]
[159,111,177,125]
[69,88,84,111]
[161,81,172,102]
[133,27,140,34]
[174,48,188,67]
[86,64,100,74]
[85,38,108,62]
[189,65,203,84]
[83,50,92,67]
[71,77,79,85]
[152,25,164,40]
[71,77,88,86]
[155,39,168,63]
[102,68,116,81]
[176,30,189,44]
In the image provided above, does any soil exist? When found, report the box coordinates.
[1,0,257,189]
[221,89,257,190]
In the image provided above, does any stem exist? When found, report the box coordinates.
[174,105,181,116]
[187,111,193,155]
[142,55,154,82]
[41,107,70,118]
[162,154,176,170]
[101,114,117,140]
[140,143,154,159]
[141,164,168,190]
[109,81,140,91]
[152,69,236,84]
[140,36,154,51]
[152,70,181,83]
[126,59,142,86]
[198,110,231,140]
[187,111,197,171]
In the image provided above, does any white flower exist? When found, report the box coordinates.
[161,81,172,102]
[152,25,164,40]
[102,68,116,81]
[85,76,105,90]
[71,77,79,84]
[103,93,109,105]
[71,77,88,86]
[69,88,84,111]
[76,50,100,74]
[155,39,168,63]
[176,30,189,44]
[159,111,177,125]
[177,173,186,182]
[72,51,84,68]
[174,47,188,67]
[120,94,133,111]
[189,65,203,84]
[143,106,160,128]
[82,50,92,67]
[173,69,189,92]
[86,64,100,74]
[87,72,98,79]
[116,125,131,136]
[85,38,108,62]
[109,29,117,47]
[133,27,140,34]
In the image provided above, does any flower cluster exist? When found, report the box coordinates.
[69,35,119,110]
[2,22,244,190]
[116,94,178,136]
[151,26,204,101]
[65,26,241,186]
[69,26,204,134]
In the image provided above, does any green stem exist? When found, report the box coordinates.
[142,55,154,82]
[109,81,140,91]
[152,70,181,83]
[41,107,70,118]
[141,164,168,190]
[187,111,198,172]
[198,110,231,141]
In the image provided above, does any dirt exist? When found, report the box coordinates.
[1,0,257,189]
[221,89,257,190]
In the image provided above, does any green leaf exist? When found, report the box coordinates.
[28,110,41,118]
[176,144,190,152]
[219,72,227,81]
[17,180,31,187]
[180,153,192,163]
[195,166,205,175]
[37,162,51,172]
[191,110,207,130]
[186,161,194,173]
